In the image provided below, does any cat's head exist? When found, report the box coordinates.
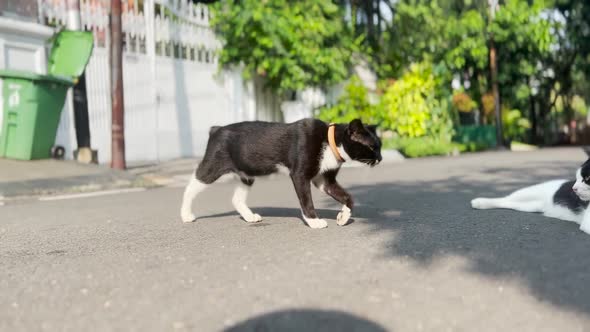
[573,157,590,201]
[341,119,382,166]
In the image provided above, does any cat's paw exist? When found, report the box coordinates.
[181,212,197,223]
[244,213,263,223]
[471,198,491,210]
[305,218,328,229]
[336,206,352,226]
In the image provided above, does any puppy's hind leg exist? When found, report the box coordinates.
[181,176,207,223]
[232,178,262,223]
[180,159,228,223]
[292,173,327,229]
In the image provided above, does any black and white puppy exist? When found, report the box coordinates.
[180,118,382,228]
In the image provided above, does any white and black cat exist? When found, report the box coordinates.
[471,157,590,234]
[180,118,382,228]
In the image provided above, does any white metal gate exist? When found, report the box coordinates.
[42,0,281,164]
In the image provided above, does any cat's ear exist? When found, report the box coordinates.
[348,119,365,133]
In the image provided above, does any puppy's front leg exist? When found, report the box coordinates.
[325,181,353,226]
[313,171,353,226]
[291,174,327,229]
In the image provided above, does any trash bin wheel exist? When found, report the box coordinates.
[51,145,65,160]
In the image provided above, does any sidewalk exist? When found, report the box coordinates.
[127,158,200,187]
[0,159,151,199]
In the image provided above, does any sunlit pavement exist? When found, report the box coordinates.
[1,147,589,331]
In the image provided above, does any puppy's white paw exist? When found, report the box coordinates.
[181,212,197,223]
[336,206,352,226]
[305,218,328,229]
[580,223,590,235]
[244,213,263,223]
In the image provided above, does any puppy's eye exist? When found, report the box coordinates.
[585,177,590,183]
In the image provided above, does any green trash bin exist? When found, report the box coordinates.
[0,30,93,160]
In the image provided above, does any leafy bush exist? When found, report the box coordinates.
[380,61,454,141]
[379,63,431,137]
[322,61,486,158]
[502,108,531,142]
[316,76,377,123]
[572,95,588,117]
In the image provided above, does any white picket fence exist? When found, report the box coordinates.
[42,0,282,164]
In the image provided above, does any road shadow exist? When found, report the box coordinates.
[200,208,336,220]
[199,208,362,226]
[194,158,590,315]
[341,159,590,315]
[224,309,387,332]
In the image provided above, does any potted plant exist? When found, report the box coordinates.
[452,92,497,151]
[452,91,477,125]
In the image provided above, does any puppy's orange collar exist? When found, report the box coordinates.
[328,124,345,163]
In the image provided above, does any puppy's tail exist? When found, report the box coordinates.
[209,126,221,136]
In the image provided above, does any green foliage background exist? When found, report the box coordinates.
[211,0,359,93]
[210,0,590,151]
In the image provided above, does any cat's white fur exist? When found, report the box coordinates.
[471,168,590,234]
[180,143,351,227]
[573,169,590,201]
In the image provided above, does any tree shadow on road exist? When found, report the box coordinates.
[224,309,387,332]
[344,159,590,315]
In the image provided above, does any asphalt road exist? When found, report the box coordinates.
[2,148,590,332]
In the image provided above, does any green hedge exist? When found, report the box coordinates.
[383,137,459,158]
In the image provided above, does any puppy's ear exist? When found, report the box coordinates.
[366,124,378,135]
[348,119,364,133]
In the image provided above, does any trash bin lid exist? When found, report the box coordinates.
[0,69,73,85]
[47,30,94,80]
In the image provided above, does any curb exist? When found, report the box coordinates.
[0,176,158,205]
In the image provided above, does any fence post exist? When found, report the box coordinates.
[110,0,126,169]
[144,0,159,161]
